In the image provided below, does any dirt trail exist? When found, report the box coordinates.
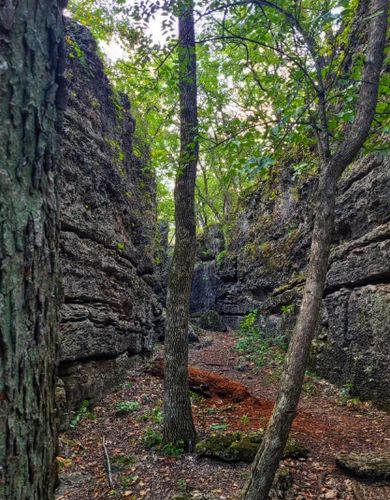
[190,331,390,454]
[189,330,390,496]
[57,329,390,500]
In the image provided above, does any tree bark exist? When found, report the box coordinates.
[163,0,198,450]
[242,1,388,498]
[0,1,64,498]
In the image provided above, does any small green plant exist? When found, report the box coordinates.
[210,423,228,431]
[142,428,163,448]
[190,390,204,403]
[115,401,141,415]
[119,474,139,487]
[177,478,188,492]
[116,241,125,251]
[161,441,184,457]
[69,400,95,429]
[216,250,227,266]
[240,415,250,426]
[152,408,163,424]
[112,454,137,467]
[236,310,287,367]
[201,247,211,259]
[281,303,294,315]
[121,381,134,390]
[142,428,184,456]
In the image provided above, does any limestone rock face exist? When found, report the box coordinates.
[58,21,162,409]
[190,224,224,313]
[209,156,390,408]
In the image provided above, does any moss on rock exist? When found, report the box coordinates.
[195,431,308,462]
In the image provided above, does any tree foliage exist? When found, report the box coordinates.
[68,0,389,237]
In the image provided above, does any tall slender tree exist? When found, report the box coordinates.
[0,0,64,498]
[242,0,388,498]
[163,0,199,449]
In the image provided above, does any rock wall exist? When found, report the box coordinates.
[190,225,224,314]
[58,21,162,410]
[191,156,390,408]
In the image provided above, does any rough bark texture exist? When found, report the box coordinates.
[0,1,63,498]
[242,1,388,498]
[57,21,163,412]
[163,0,198,448]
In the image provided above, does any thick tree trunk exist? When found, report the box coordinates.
[0,1,64,498]
[163,0,198,449]
[242,0,388,497]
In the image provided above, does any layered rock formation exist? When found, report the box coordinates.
[190,224,224,314]
[191,156,390,408]
[58,21,162,409]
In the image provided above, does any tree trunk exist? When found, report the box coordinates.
[163,0,198,450]
[242,169,337,499]
[0,1,64,498]
[242,0,388,497]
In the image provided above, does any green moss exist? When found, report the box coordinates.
[216,250,227,266]
[195,431,307,462]
[65,35,87,66]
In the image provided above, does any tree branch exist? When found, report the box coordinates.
[330,0,388,175]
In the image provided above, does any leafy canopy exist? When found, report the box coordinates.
[68,0,389,232]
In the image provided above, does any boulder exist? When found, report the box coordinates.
[336,451,390,480]
[198,310,227,332]
[196,431,308,462]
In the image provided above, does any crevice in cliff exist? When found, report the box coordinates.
[330,225,390,260]
[64,295,122,310]
[61,221,154,283]
[338,160,381,195]
[324,271,390,295]
[59,348,140,370]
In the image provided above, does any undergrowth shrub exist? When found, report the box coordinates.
[236,310,287,367]
[115,400,141,415]
[69,400,96,429]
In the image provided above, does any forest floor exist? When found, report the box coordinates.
[56,329,390,500]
